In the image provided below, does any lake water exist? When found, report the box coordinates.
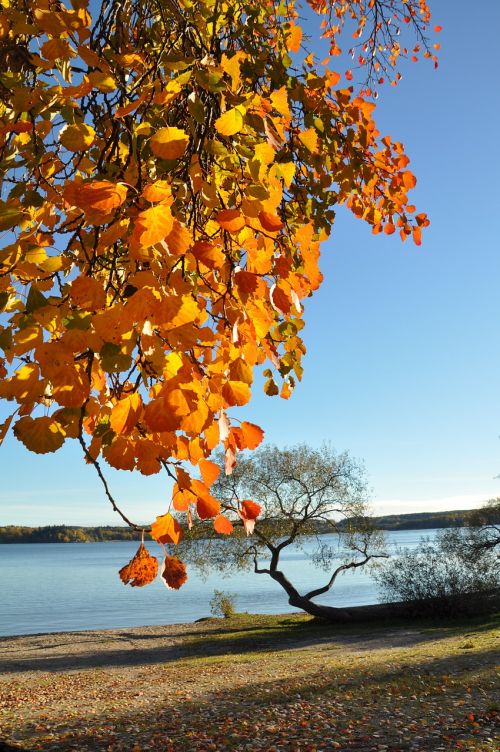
[0,529,438,636]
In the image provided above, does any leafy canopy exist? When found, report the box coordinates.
[0,0,437,587]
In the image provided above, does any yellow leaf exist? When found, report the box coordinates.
[14,416,65,454]
[215,107,244,137]
[150,512,183,545]
[270,87,291,119]
[221,51,245,91]
[88,72,117,92]
[150,127,189,160]
[298,128,319,153]
[160,295,201,330]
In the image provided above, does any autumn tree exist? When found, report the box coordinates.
[182,444,387,621]
[0,0,438,587]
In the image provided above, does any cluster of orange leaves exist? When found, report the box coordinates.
[0,0,437,588]
[118,542,187,590]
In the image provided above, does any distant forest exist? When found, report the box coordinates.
[0,508,490,543]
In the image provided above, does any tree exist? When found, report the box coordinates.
[466,499,500,553]
[374,527,500,617]
[182,444,387,620]
[0,0,438,586]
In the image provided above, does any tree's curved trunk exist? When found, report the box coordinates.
[267,568,352,622]
[287,593,352,621]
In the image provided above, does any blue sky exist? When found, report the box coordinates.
[1,0,500,526]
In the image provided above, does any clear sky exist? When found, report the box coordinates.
[1,0,499,526]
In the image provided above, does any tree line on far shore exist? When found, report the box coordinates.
[1,507,496,544]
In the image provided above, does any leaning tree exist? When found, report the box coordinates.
[182,444,387,620]
[0,0,438,587]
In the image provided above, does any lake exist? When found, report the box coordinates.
[0,529,438,636]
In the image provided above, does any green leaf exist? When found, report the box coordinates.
[100,342,132,373]
[25,286,49,313]
[63,311,92,330]
[0,202,24,232]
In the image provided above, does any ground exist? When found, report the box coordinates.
[0,612,498,751]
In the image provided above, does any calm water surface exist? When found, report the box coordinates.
[0,529,438,636]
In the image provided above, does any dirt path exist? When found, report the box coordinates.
[0,616,425,674]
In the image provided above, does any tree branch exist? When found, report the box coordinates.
[304,553,387,601]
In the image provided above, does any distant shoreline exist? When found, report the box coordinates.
[0,508,484,543]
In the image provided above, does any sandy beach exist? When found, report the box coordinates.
[0,613,498,751]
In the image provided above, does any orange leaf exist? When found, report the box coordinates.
[225,446,237,475]
[109,393,142,435]
[160,555,188,589]
[69,274,106,311]
[258,211,284,233]
[191,241,225,269]
[241,499,261,520]
[143,395,183,433]
[216,209,245,233]
[66,181,127,213]
[172,484,197,511]
[214,514,234,535]
[142,180,172,203]
[286,24,303,53]
[0,413,15,447]
[119,543,158,587]
[150,512,183,545]
[103,436,136,470]
[199,458,220,486]
[164,219,192,256]
[402,170,417,189]
[131,202,174,249]
[13,416,65,454]
[114,92,147,118]
[240,421,264,449]
[150,127,189,160]
[196,494,221,519]
[222,380,251,407]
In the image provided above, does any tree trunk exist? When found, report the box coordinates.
[287,593,352,622]
[266,568,352,622]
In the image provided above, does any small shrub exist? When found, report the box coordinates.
[210,590,236,619]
